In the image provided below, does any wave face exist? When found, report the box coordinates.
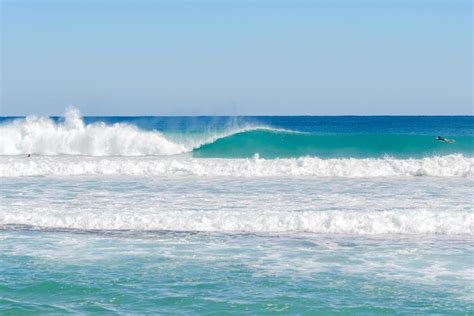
[1,154,472,177]
[193,130,474,158]
[0,109,472,159]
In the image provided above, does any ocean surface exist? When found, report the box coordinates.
[0,108,473,314]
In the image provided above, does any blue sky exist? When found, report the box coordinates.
[1,0,472,115]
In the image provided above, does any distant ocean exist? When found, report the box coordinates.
[0,108,473,314]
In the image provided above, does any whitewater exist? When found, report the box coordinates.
[0,111,472,236]
[0,108,189,156]
[1,154,472,177]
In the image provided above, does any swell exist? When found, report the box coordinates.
[1,154,472,177]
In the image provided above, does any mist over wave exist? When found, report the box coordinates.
[1,154,471,177]
[0,107,280,157]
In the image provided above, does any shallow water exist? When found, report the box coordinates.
[1,230,472,314]
[1,176,473,314]
[0,113,473,314]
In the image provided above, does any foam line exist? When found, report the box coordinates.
[0,154,471,177]
[0,209,472,235]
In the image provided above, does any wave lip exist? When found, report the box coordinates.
[0,209,472,235]
[0,154,472,177]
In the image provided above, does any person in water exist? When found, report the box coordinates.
[436,136,455,143]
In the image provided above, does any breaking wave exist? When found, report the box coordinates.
[0,107,284,157]
[1,108,472,159]
[0,108,188,156]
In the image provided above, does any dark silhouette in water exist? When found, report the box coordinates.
[436,136,455,143]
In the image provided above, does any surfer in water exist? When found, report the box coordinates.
[436,136,455,143]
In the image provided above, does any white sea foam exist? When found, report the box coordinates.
[0,154,471,177]
[1,209,472,235]
[0,107,188,156]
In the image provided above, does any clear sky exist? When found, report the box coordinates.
[0,0,472,116]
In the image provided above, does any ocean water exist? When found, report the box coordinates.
[0,108,473,314]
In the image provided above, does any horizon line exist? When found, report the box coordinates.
[1,114,473,118]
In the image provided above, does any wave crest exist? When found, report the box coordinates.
[0,107,187,156]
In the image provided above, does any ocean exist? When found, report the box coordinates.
[0,108,473,314]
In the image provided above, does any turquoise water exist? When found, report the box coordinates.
[1,230,472,314]
[193,130,474,158]
[0,113,473,314]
